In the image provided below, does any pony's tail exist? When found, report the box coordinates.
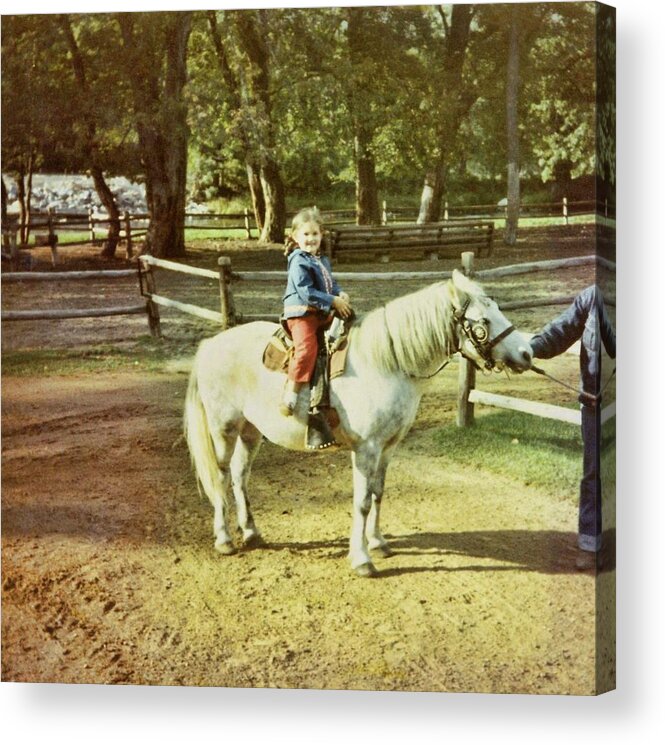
[183,356,222,506]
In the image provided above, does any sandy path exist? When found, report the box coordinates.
[1,369,614,693]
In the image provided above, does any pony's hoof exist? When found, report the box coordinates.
[214,541,237,556]
[370,544,394,559]
[242,533,266,550]
[354,562,378,578]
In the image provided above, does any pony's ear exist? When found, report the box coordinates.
[452,269,484,303]
[451,269,473,305]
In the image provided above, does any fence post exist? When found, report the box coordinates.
[124,211,133,260]
[381,200,388,225]
[47,207,58,266]
[88,207,95,243]
[139,257,162,338]
[562,197,568,226]
[218,256,236,329]
[244,208,252,239]
[444,200,449,221]
[9,229,19,271]
[457,251,476,428]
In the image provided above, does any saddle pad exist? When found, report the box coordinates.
[330,334,351,379]
[262,329,293,373]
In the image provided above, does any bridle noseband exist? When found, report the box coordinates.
[454,297,515,370]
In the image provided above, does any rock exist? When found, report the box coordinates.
[1,173,207,216]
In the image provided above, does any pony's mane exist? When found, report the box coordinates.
[352,278,483,375]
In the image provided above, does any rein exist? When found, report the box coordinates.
[530,364,616,405]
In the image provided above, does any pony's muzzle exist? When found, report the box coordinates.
[520,346,533,365]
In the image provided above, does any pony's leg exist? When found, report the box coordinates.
[230,423,264,547]
[366,450,395,558]
[349,446,381,577]
[208,427,239,555]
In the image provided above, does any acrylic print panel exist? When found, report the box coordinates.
[1,1,615,694]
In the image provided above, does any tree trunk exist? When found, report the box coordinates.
[231,10,286,244]
[247,162,265,231]
[417,5,473,223]
[258,158,285,243]
[16,167,27,245]
[60,15,122,258]
[90,166,121,257]
[208,11,267,234]
[505,7,521,245]
[347,7,381,226]
[418,163,446,223]
[25,156,34,244]
[117,13,192,258]
[354,129,381,225]
[1,177,9,253]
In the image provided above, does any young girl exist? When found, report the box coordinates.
[281,208,352,426]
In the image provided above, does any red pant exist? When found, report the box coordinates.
[286,315,330,383]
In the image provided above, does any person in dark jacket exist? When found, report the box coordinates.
[529,285,616,570]
[280,208,352,447]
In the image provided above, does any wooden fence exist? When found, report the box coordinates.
[3,249,615,431]
[454,251,616,429]
[137,249,615,430]
[1,269,147,324]
[3,195,614,267]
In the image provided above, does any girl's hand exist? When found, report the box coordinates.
[332,295,352,319]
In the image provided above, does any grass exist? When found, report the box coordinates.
[433,409,585,500]
[432,409,616,502]
[1,341,174,377]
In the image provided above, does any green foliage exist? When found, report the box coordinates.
[2,4,610,208]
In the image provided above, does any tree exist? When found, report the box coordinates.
[116,11,192,258]
[1,16,66,244]
[346,7,381,225]
[205,11,266,230]
[228,9,286,243]
[504,6,521,245]
[417,5,474,223]
[59,15,122,257]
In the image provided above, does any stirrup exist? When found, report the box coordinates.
[306,410,337,450]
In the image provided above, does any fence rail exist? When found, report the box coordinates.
[454,251,615,429]
[3,248,615,430]
[0,268,147,324]
[3,195,615,266]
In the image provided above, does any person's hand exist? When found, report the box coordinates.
[332,295,352,319]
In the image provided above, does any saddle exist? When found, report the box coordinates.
[262,319,353,448]
[262,319,352,386]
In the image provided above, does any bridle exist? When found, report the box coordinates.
[454,296,516,371]
[384,292,516,381]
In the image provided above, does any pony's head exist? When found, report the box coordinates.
[449,270,532,372]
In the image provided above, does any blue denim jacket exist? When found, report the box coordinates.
[530,285,616,396]
[283,249,341,319]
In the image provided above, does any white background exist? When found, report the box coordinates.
[1,1,663,743]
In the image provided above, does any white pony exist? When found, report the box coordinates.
[184,270,532,577]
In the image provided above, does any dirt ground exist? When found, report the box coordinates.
[1,226,615,694]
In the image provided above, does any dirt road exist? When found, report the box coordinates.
[1,367,614,694]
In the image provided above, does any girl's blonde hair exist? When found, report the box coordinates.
[284,206,324,256]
